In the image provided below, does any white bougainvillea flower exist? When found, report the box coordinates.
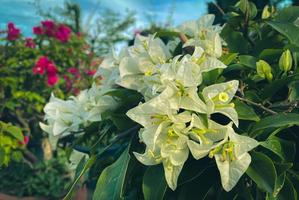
[163,159,184,190]
[40,94,82,137]
[94,48,128,89]
[211,125,259,192]
[179,14,223,58]
[134,122,190,190]
[187,114,228,159]
[183,47,226,73]
[160,55,202,88]
[159,83,207,113]
[118,34,171,99]
[202,80,239,126]
[126,96,175,128]
[118,56,161,99]
[73,84,117,123]
[40,85,117,148]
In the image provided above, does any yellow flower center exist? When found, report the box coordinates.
[219,92,229,102]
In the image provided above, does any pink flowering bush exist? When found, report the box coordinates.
[0,20,99,145]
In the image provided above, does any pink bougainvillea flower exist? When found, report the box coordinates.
[46,63,58,75]
[41,20,56,36]
[55,24,71,42]
[67,67,81,78]
[7,22,20,41]
[85,69,96,76]
[18,135,30,146]
[63,75,72,90]
[33,26,43,35]
[47,74,59,86]
[32,65,45,75]
[33,56,50,75]
[25,37,36,48]
[33,56,49,75]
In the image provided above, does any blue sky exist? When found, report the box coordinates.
[0,0,211,37]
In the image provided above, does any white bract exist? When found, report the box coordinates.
[179,14,223,58]
[40,84,117,148]
[41,14,259,192]
[118,35,171,99]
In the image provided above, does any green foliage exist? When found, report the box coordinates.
[0,121,24,167]
[0,152,71,199]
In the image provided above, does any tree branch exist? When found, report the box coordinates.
[234,95,278,115]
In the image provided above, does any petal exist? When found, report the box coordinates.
[163,160,184,190]
[215,152,252,192]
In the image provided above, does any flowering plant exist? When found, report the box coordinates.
[41,1,299,199]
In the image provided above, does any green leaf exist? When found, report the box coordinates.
[260,77,292,100]
[93,146,131,200]
[251,113,299,133]
[0,148,5,167]
[233,99,260,121]
[143,165,167,200]
[221,24,249,54]
[288,81,299,101]
[267,6,299,45]
[246,151,277,193]
[259,49,283,62]
[261,136,296,162]
[63,155,96,200]
[267,176,298,200]
[220,53,238,65]
[239,55,258,69]
[177,167,218,200]
[5,125,23,141]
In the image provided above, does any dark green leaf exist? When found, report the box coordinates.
[267,6,299,44]
[251,113,299,133]
[64,155,96,200]
[143,165,167,200]
[233,99,260,121]
[267,176,298,200]
[261,136,296,162]
[93,146,131,200]
[239,55,258,69]
[246,151,277,193]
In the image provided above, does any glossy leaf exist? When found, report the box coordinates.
[261,136,296,162]
[246,152,277,193]
[143,165,167,200]
[93,146,131,200]
[233,99,260,121]
[251,113,299,133]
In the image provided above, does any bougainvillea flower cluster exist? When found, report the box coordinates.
[41,14,259,192]
[25,37,36,48]
[7,22,20,41]
[33,20,72,42]
[33,56,59,86]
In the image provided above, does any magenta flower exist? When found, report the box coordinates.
[41,20,56,36]
[67,67,80,78]
[85,69,96,76]
[63,75,72,90]
[33,56,50,75]
[47,74,59,86]
[55,24,72,42]
[33,26,43,35]
[25,38,36,48]
[7,22,20,41]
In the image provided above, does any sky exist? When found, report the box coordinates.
[0,0,211,37]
